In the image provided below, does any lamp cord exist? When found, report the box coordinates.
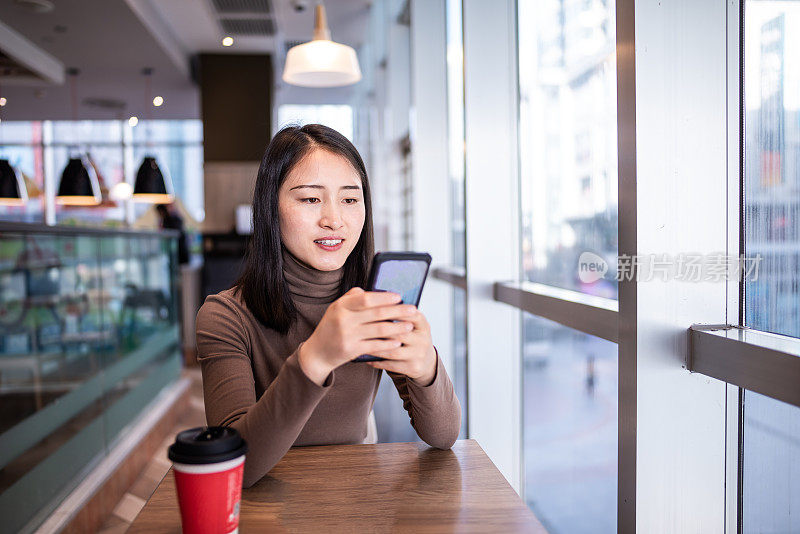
[0,80,4,145]
[143,68,153,150]
[67,68,80,156]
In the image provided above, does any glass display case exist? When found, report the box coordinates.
[0,222,181,533]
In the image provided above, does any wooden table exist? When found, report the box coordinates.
[129,439,546,532]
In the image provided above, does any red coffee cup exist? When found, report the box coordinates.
[168,427,248,534]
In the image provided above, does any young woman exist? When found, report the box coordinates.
[196,124,461,488]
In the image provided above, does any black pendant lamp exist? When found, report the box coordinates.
[134,156,172,203]
[133,68,173,203]
[0,159,28,206]
[57,157,101,206]
[0,82,26,206]
[57,68,101,206]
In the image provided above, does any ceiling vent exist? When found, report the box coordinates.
[13,0,55,14]
[207,0,275,38]
[211,0,271,14]
[220,18,276,36]
[83,97,126,112]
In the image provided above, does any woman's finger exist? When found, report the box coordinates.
[360,338,403,355]
[345,286,364,295]
[402,310,429,331]
[343,290,402,311]
[356,303,417,323]
[366,358,409,374]
[368,344,410,360]
[359,320,414,341]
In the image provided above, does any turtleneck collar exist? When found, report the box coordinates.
[282,246,344,304]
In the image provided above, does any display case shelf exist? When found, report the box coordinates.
[0,222,181,533]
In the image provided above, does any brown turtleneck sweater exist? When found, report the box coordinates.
[195,249,461,488]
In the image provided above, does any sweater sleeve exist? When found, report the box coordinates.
[386,347,461,449]
[196,294,333,488]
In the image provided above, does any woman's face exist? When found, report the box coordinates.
[278,148,366,271]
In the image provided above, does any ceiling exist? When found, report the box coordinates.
[0,0,371,121]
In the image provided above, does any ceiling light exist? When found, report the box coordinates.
[133,156,173,204]
[110,181,133,201]
[135,70,172,204]
[129,116,138,127]
[222,36,234,47]
[0,159,28,206]
[57,69,101,206]
[57,157,102,206]
[0,97,6,106]
[283,3,361,88]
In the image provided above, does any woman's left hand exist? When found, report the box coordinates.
[366,309,438,386]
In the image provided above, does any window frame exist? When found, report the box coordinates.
[683,0,800,411]
[430,0,800,530]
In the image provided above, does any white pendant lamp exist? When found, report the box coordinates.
[283,3,362,88]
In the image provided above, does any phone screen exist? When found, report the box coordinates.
[372,259,429,305]
[354,253,430,362]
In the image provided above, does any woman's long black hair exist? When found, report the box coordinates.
[233,124,374,334]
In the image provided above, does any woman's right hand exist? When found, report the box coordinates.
[297,287,418,385]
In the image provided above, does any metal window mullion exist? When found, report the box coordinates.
[725,0,744,531]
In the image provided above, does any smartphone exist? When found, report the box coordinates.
[353,252,432,362]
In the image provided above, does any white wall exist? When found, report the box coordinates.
[629,0,731,530]
[408,0,454,375]
[462,0,522,492]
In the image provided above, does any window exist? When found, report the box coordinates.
[522,313,617,533]
[48,120,126,225]
[743,3,800,339]
[446,0,468,439]
[518,0,618,300]
[518,1,619,530]
[0,119,204,226]
[446,0,466,270]
[129,120,204,223]
[741,391,800,532]
[277,105,354,142]
[0,122,45,223]
[452,286,468,439]
[741,2,800,530]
